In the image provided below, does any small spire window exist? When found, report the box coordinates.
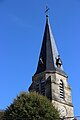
[60,79,64,99]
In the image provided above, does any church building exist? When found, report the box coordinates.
[29,11,74,118]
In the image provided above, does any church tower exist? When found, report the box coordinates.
[29,11,74,118]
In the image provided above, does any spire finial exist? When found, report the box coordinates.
[45,5,49,18]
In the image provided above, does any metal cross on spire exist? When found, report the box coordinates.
[45,5,49,17]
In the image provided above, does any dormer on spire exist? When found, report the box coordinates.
[56,55,62,68]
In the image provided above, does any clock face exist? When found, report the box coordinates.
[59,106,66,117]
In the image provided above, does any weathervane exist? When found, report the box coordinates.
[45,5,49,17]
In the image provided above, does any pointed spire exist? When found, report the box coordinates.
[35,12,67,77]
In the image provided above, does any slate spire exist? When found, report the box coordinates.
[35,14,67,77]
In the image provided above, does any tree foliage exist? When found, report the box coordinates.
[4,92,60,120]
[0,110,4,120]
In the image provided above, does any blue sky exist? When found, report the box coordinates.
[0,0,80,117]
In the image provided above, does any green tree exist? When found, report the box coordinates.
[0,110,4,120]
[4,92,60,120]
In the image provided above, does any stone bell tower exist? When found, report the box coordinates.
[29,12,74,118]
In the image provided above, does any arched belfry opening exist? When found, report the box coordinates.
[60,79,64,99]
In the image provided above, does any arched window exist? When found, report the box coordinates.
[36,83,39,93]
[41,80,45,96]
[60,79,64,99]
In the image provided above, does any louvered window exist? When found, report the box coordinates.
[41,80,45,95]
[60,79,64,99]
[36,83,39,92]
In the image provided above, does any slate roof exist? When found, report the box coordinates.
[35,16,67,77]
